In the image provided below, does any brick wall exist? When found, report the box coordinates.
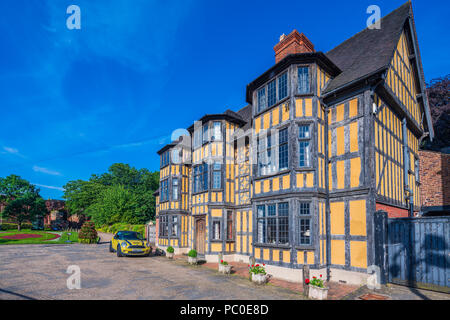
[376,203,409,218]
[419,150,450,208]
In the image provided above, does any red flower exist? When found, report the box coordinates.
[305,279,310,284]
[248,265,250,267]
[256,264,259,267]
[320,274,323,277]
[221,260,223,263]
[313,276,316,279]
[252,265,254,267]
[263,264,266,266]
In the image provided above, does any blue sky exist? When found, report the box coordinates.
[0,0,448,199]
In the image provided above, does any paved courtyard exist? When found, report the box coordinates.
[0,239,305,300]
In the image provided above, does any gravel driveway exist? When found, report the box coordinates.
[0,237,303,300]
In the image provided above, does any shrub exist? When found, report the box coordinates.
[248,264,266,275]
[0,223,32,230]
[166,246,174,253]
[97,223,145,239]
[188,249,197,258]
[78,221,98,244]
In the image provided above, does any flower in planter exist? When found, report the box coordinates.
[220,260,228,265]
[305,278,310,284]
[248,264,266,275]
[310,275,325,288]
[166,246,174,254]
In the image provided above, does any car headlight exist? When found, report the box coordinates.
[121,242,128,248]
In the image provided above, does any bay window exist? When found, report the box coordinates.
[193,163,208,193]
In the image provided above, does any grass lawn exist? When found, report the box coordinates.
[0,229,79,245]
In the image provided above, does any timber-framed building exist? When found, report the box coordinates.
[154,2,434,284]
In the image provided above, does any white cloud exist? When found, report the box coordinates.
[33,183,65,191]
[1,146,26,158]
[33,165,62,176]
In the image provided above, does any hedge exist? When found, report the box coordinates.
[97,223,146,238]
[0,223,33,230]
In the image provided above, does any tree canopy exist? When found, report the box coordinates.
[422,75,450,152]
[0,174,46,230]
[63,163,159,226]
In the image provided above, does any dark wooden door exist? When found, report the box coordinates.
[196,218,206,255]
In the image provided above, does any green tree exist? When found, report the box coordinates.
[3,193,47,230]
[0,174,39,203]
[63,163,159,226]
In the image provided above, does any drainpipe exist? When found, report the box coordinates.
[319,97,332,282]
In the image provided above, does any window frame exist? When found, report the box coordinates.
[256,71,290,114]
[193,163,208,194]
[159,215,168,238]
[278,127,289,171]
[226,211,234,241]
[171,215,178,237]
[172,178,179,201]
[297,202,313,246]
[298,66,311,94]
[212,220,221,241]
[212,162,222,190]
[298,123,312,168]
[160,178,169,202]
[256,202,290,246]
[212,121,222,141]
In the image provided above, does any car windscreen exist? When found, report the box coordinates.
[118,232,142,240]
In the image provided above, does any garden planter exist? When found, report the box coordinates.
[188,256,197,265]
[308,285,328,300]
[251,273,267,285]
[166,252,174,259]
[219,264,232,274]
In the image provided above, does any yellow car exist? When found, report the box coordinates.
[109,231,152,257]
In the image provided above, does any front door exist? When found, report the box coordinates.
[195,218,206,255]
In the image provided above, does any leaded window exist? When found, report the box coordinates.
[193,163,208,193]
[268,79,277,107]
[161,179,169,202]
[279,128,289,170]
[161,151,170,168]
[298,202,312,245]
[203,123,209,144]
[212,121,222,141]
[298,67,310,94]
[298,124,311,167]
[257,202,289,245]
[226,211,234,241]
[278,72,288,100]
[212,163,222,189]
[212,221,221,240]
[172,178,179,200]
[258,133,276,176]
[159,215,168,237]
[258,87,266,112]
[171,215,178,237]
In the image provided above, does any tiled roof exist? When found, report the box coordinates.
[324,2,411,94]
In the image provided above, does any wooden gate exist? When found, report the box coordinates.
[195,218,206,256]
[375,212,449,293]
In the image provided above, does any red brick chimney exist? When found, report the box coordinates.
[274,30,315,63]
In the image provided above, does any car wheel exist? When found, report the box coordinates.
[117,245,123,257]
[109,242,114,252]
